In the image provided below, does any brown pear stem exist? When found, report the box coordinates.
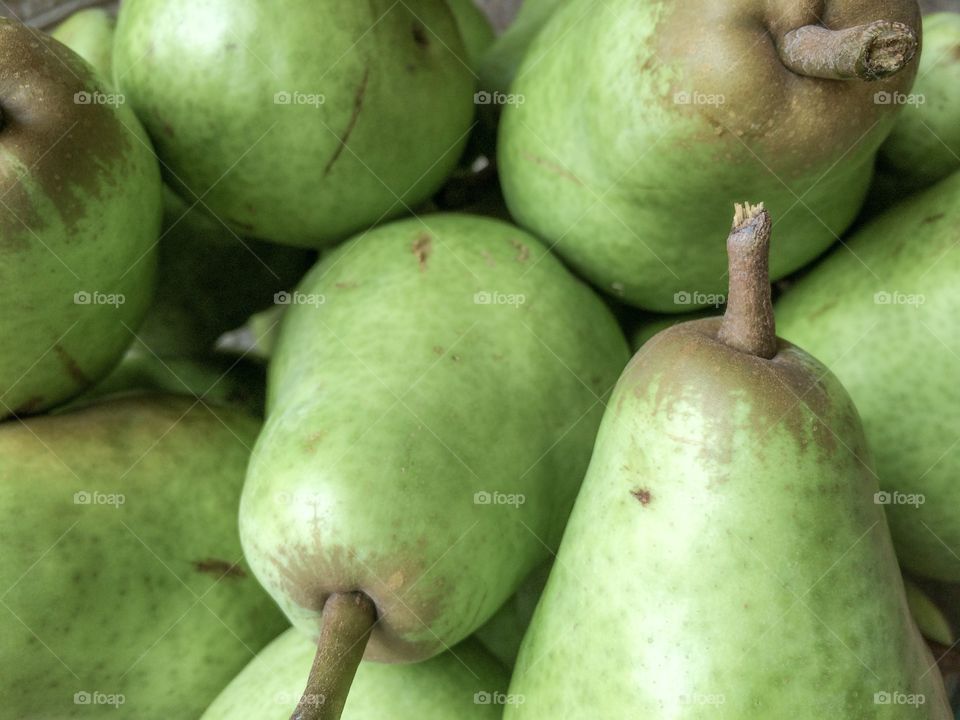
[290,592,377,720]
[717,203,776,359]
[777,20,917,81]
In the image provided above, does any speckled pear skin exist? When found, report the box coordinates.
[880,12,960,189]
[776,171,960,582]
[0,20,162,419]
[201,630,506,720]
[240,213,629,663]
[113,0,475,248]
[0,396,289,719]
[505,318,951,719]
[498,0,921,311]
[51,7,116,81]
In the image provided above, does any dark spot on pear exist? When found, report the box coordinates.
[412,24,429,49]
[53,344,90,386]
[12,395,43,416]
[631,488,652,505]
[192,559,246,579]
[432,346,444,355]
[412,233,432,271]
[921,213,944,224]
[509,237,530,262]
[323,68,370,177]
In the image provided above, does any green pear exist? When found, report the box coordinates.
[0,396,289,719]
[0,19,162,419]
[776,171,960,582]
[113,0,475,248]
[239,213,628,716]
[904,579,955,647]
[879,12,960,190]
[505,203,951,719]
[65,344,267,416]
[499,0,920,311]
[475,560,552,669]
[51,7,116,80]
[201,630,507,719]
[477,0,563,92]
[446,0,496,69]
[136,189,312,358]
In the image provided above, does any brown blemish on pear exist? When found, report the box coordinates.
[412,233,432,271]
[192,559,247,579]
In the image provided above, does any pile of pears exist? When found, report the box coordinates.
[0,0,958,718]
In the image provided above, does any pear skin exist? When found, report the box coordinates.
[0,19,162,418]
[498,0,921,311]
[505,204,951,719]
[777,171,960,581]
[0,396,289,718]
[51,7,116,81]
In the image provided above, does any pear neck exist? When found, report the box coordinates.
[717,203,777,360]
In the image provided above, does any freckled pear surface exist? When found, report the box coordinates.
[505,318,951,719]
[201,630,507,720]
[240,213,630,663]
[113,0,476,248]
[776,170,960,582]
[497,0,920,311]
[0,19,162,418]
[0,396,289,719]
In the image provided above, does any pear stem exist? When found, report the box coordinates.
[777,20,917,81]
[290,592,377,720]
[717,203,776,360]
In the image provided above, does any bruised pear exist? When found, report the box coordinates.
[499,0,921,311]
